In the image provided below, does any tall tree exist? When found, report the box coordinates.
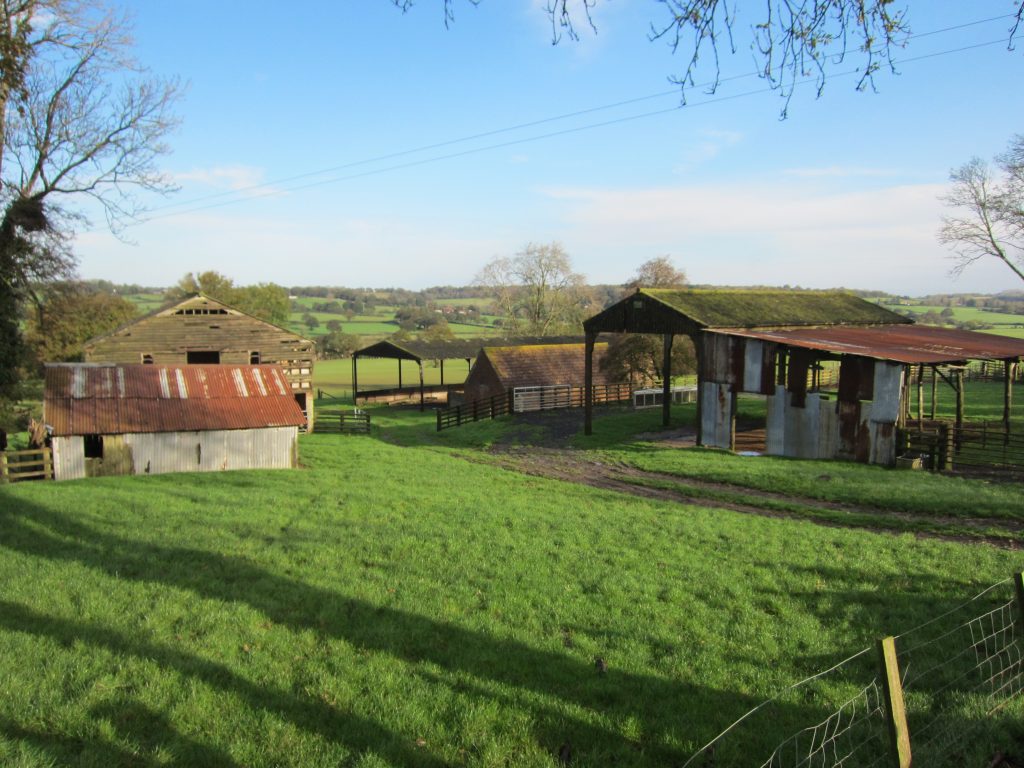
[0,0,180,399]
[475,242,590,335]
[939,134,1024,284]
[625,255,687,292]
[23,280,137,365]
[167,271,291,326]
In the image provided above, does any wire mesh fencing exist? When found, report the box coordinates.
[683,575,1024,768]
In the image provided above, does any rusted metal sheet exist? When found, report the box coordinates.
[700,333,732,384]
[707,325,1024,365]
[868,421,897,466]
[786,348,812,408]
[45,364,306,437]
[817,397,839,458]
[838,356,874,403]
[700,381,732,448]
[870,361,904,424]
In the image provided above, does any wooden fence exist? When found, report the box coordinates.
[900,421,1024,476]
[436,383,633,432]
[314,411,371,434]
[0,448,53,483]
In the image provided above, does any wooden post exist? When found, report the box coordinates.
[1013,572,1024,647]
[662,333,673,428]
[351,355,359,405]
[1004,360,1015,436]
[729,387,737,452]
[584,331,595,436]
[418,362,425,412]
[930,366,937,420]
[916,364,924,423]
[436,409,442,432]
[398,359,403,390]
[877,636,912,768]
[955,367,965,429]
[937,423,953,471]
[0,452,7,483]
[440,359,445,387]
[43,448,52,480]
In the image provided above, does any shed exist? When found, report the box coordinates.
[83,294,317,428]
[463,342,612,403]
[351,335,586,408]
[44,363,306,481]
[581,288,1024,466]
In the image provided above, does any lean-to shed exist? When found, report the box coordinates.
[44,363,306,481]
[582,289,1024,466]
[83,294,317,428]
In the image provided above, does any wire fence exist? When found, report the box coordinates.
[684,575,1024,768]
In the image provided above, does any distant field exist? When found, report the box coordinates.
[125,293,165,314]
[314,357,473,396]
[885,303,1024,327]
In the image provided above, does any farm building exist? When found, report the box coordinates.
[44,363,306,481]
[351,336,588,408]
[462,342,614,406]
[83,294,317,427]
[582,289,1024,466]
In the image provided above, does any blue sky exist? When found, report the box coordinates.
[73,1,1024,295]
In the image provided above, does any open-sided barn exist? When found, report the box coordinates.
[583,289,1024,466]
[45,363,306,481]
[83,294,317,427]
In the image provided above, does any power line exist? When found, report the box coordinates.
[141,12,1020,219]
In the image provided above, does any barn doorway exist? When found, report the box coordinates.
[186,350,220,364]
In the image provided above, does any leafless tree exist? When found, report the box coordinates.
[0,0,180,398]
[475,242,591,335]
[626,255,687,292]
[939,135,1024,284]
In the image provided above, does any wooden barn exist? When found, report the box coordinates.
[83,294,317,427]
[44,363,306,481]
[583,289,1024,466]
[463,342,613,405]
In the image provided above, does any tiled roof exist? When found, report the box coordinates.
[45,363,306,436]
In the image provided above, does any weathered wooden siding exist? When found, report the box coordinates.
[52,436,85,481]
[700,381,733,448]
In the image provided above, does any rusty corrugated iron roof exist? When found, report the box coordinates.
[44,363,307,436]
[709,325,1024,364]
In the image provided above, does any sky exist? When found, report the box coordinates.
[70,0,1024,295]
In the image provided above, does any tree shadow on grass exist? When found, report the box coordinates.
[0,495,835,766]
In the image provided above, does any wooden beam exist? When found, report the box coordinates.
[418,362,425,411]
[1005,360,1016,434]
[877,636,912,768]
[916,364,924,422]
[584,331,595,436]
[955,367,965,429]
[662,333,674,428]
[351,355,359,405]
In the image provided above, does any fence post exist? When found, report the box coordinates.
[937,424,952,471]
[1014,572,1024,646]
[43,448,53,480]
[436,409,442,432]
[877,636,912,768]
[0,452,7,483]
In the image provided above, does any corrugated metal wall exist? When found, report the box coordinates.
[52,427,298,480]
[53,436,85,481]
[126,427,298,475]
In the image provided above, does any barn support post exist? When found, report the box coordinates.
[418,362,425,411]
[930,366,937,420]
[351,355,359,405]
[1014,572,1024,647]
[877,636,912,768]
[955,367,965,430]
[662,333,673,428]
[584,331,595,436]
[440,359,445,387]
[1004,360,1016,436]
[398,359,403,390]
[916,364,924,422]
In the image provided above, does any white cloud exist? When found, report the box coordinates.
[173,165,282,196]
[675,129,744,171]
[782,166,902,179]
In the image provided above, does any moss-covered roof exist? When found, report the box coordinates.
[483,343,610,387]
[639,289,911,329]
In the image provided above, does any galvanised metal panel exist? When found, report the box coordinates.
[124,427,297,476]
[52,436,85,481]
[765,386,786,456]
[742,339,764,394]
[870,362,904,424]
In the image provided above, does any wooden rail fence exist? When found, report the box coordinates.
[0,448,53,483]
[437,383,633,431]
[315,411,371,434]
[900,421,1024,476]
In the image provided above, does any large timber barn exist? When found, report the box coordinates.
[45,363,306,481]
[83,294,317,427]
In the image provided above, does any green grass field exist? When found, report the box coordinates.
[1,404,1023,766]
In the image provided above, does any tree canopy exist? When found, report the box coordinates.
[167,271,291,326]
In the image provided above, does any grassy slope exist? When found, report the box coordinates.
[2,409,1023,766]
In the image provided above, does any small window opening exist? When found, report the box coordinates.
[84,434,104,459]
[141,354,154,365]
[187,350,220,364]
[250,351,261,364]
